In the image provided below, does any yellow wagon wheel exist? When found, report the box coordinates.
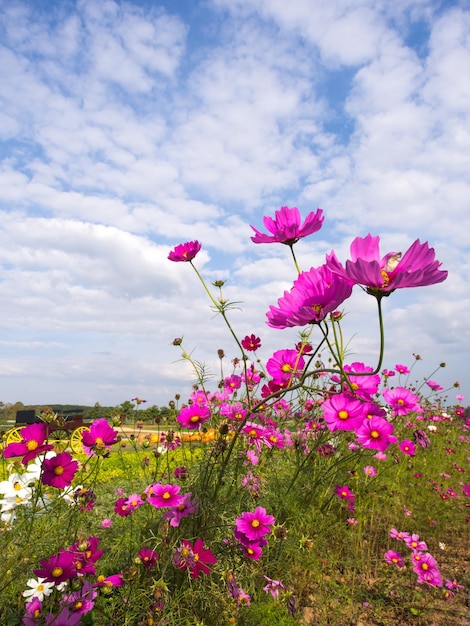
[5,426,25,446]
[70,426,90,454]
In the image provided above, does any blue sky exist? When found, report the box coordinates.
[0,0,468,408]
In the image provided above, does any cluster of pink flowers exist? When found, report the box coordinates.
[234,507,275,561]
[386,529,447,588]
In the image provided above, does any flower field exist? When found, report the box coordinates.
[0,206,469,625]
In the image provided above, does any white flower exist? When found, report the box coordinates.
[23,577,54,601]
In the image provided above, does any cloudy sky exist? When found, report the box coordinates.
[0,0,468,408]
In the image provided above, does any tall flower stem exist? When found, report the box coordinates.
[288,244,302,274]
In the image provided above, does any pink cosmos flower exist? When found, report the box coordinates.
[384,550,405,568]
[168,240,202,262]
[413,552,443,587]
[137,547,160,571]
[355,415,397,452]
[335,485,355,503]
[146,483,183,509]
[266,349,305,384]
[263,576,285,598]
[34,552,77,585]
[224,374,242,393]
[389,528,410,541]
[68,537,104,577]
[395,364,410,374]
[41,452,79,489]
[100,518,113,528]
[266,264,353,328]
[81,419,119,456]
[173,538,217,578]
[399,439,417,456]
[114,497,132,517]
[163,492,199,527]
[241,334,262,351]
[337,362,381,399]
[93,573,124,588]
[322,393,367,432]
[23,597,43,626]
[124,493,145,512]
[177,404,211,430]
[426,380,444,391]
[363,465,377,477]
[61,580,97,615]
[235,507,275,542]
[250,206,324,245]
[405,534,428,551]
[327,234,447,298]
[383,387,421,416]
[3,422,54,465]
[219,401,247,422]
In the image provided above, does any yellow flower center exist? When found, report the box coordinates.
[74,602,83,610]
[162,492,171,499]
[26,440,39,451]
[37,584,44,592]
[338,410,349,420]
[14,482,22,491]
[281,363,293,373]
[190,415,200,423]
[54,466,64,476]
[95,437,105,449]
[251,519,260,528]
[370,430,380,438]
[52,567,63,578]
[397,399,405,405]
[422,563,428,571]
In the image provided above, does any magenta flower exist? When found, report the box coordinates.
[389,528,410,541]
[384,550,405,568]
[241,334,262,351]
[250,206,324,245]
[266,349,305,385]
[426,380,443,391]
[363,465,377,477]
[93,573,124,588]
[168,240,202,262]
[336,362,381,399]
[355,415,397,452]
[266,264,353,328]
[395,364,410,374]
[235,507,275,542]
[383,387,421,416]
[3,422,54,465]
[163,492,199,527]
[399,439,417,457]
[335,485,355,503]
[41,452,79,489]
[322,393,367,432]
[23,597,43,625]
[137,547,160,571]
[327,234,447,298]
[61,580,97,615]
[405,534,428,551]
[146,483,183,509]
[114,497,132,517]
[34,551,77,585]
[124,493,145,512]
[413,552,443,587]
[68,537,104,578]
[263,576,285,598]
[81,419,119,456]
[173,539,217,578]
[177,404,211,430]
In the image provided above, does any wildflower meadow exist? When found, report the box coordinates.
[1,206,469,625]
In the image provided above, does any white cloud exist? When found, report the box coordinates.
[0,0,468,406]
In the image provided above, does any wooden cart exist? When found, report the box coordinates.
[4,409,90,455]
